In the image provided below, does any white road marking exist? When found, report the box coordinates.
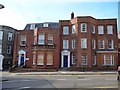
[18,86,31,90]
[105,78,116,80]
[57,79,67,80]
[3,79,36,82]
[78,79,90,80]
[57,79,90,81]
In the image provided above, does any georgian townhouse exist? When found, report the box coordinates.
[13,27,60,69]
[13,13,119,71]
[59,13,118,70]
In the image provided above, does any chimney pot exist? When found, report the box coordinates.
[71,12,74,19]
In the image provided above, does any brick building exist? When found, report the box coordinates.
[0,25,16,70]
[13,27,60,70]
[13,13,119,71]
[59,13,118,70]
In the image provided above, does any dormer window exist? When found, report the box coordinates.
[30,24,35,29]
[43,23,49,27]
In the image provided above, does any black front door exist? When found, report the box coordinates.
[63,55,68,67]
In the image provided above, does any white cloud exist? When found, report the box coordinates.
[0,0,119,30]
[0,8,26,30]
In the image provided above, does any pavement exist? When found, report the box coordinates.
[1,71,118,76]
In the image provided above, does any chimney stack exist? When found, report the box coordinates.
[71,12,74,19]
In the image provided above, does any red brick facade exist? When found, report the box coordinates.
[13,15,118,71]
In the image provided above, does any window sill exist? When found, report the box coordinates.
[20,45,27,47]
[103,65,115,67]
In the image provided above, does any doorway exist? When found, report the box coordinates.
[63,55,68,67]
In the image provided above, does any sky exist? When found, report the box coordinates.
[0,0,119,30]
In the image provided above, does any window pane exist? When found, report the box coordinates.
[99,40,104,49]
[30,24,35,29]
[7,45,11,54]
[81,55,87,65]
[63,26,69,35]
[63,40,69,49]
[0,31,3,40]
[43,23,49,27]
[72,39,76,49]
[38,53,44,65]
[92,25,95,33]
[104,55,114,66]
[72,55,76,64]
[107,25,113,34]
[72,25,76,34]
[92,39,96,49]
[81,38,87,49]
[81,23,87,32]
[108,40,114,49]
[93,56,96,66]
[38,35,45,44]
[47,35,53,45]
[47,52,53,65]
[8,32,12,41]
[98,26,104,34]
[20,35,26,46]
[0,45,2,53]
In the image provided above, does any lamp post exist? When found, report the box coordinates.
[0,4,4,9]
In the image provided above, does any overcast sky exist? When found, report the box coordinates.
[0,0,119,30]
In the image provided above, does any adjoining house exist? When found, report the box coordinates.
[13,26,60,70]
[0,25,16,70]
[13,13,119,71]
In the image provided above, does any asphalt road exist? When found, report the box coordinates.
[1,74,120,90]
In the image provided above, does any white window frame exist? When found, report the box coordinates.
[63,26,69,35]
[93,56,96,66]
[20,35,26,46]
[43,23,49,27]
[103,55,114,66]
[107,25,113,34]
[47,35,53,45]
[0,45,2,54]
[92,39,96,49]
[81,55,87,65]
[38,34,45,45]
[91,25,95,33]
[108,40,114,49]
[72,39,76,49]
[72,54,76,64]
[0,31,3,40]
[7,45,11,54]
[37,53,44,65]
[47,52,53,65]
[63,40,69,49]
[30,24,35,29]
[81,23,87,32]
[81,38,87,49]
[33,52,35,65]
[34,36,37,45]
[99,40,104,49]
[98,26,104,34]
[72,25,76,34]
[8,32,12,41]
